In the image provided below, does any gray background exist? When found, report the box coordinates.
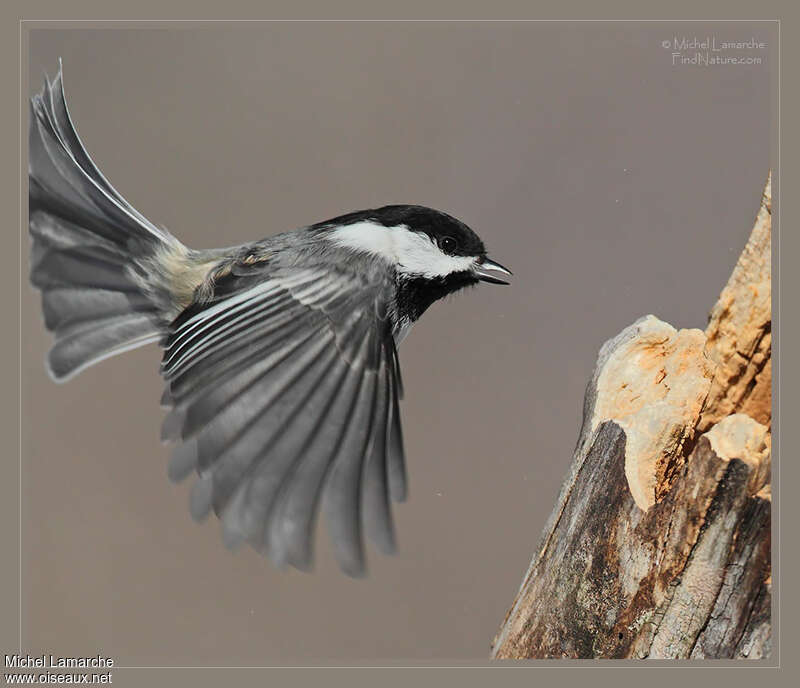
[24,23,772,662]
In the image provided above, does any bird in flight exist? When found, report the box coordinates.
[28,63,512,576]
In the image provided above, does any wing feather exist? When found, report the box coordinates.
[386,345,408,503]
[213,336,343,542]
[161,263,406,575]
[265,329,376,573]
[254,348,363,565]
[161,302,318,422]
[361,344,397,554]
[320,333,382,576]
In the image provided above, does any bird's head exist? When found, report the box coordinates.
[319,204,511,321]
[322,204,511,283]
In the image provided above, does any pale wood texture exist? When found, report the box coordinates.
[492,174,772,660]
[700,174,772,431]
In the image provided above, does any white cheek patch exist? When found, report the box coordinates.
[330,221,476,278]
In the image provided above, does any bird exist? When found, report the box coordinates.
[28,63,512,577]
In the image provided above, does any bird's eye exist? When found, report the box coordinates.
[439,236,458,254]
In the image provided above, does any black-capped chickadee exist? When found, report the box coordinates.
[28,64,512,576]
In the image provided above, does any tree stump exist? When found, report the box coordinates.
[491,175,772,660]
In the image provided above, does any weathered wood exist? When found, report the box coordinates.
[700,173,772,431]
[492,174,772,660]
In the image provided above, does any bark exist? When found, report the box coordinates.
[492,174,772,660]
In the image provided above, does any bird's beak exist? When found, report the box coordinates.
[473,256,513,285]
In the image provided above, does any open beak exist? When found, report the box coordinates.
[473,256,513,285]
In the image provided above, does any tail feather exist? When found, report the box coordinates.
[29,209,119,253]
[29,62,188,381]
[31,244,133,290]
[30,64,170,248]
[47,314,162,382]
[41,288,155,332]
[38,64,154,228]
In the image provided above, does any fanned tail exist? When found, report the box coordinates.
[29,61,195,381]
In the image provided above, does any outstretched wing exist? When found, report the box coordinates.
[160,260,406,576]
